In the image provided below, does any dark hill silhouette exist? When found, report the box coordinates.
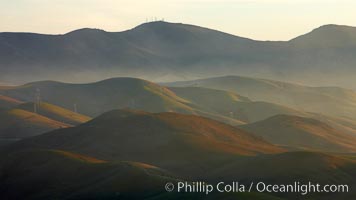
[208,151,356,200]
[6,109,283,177]
[0,149,175,200]
[0,149,289,200]
[1,22,356,87]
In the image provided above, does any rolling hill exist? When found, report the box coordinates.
[307,113,356,136]
[0,149,289,200]
[240,115,356,153]
[6,109,283,178]
[209,151,356,200]
[170,86,306,123]
[0,101,91,145]
[1,22,356,88]
[2,116,356,199]
[0,77,309,125]
[17,102,91,125]
[2,110,356,199]
[290,24,356,47]
[0,78,195,117]
[0,109,69,139]
[0,149,175,200]
[0,95,22,110]
[165,75,356,120]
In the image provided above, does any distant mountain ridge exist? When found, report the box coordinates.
[1,22,356,88]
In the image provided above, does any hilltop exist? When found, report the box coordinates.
[0,22,356,87]
[165,75,356,120]
[240,115,356,152]
[6,109,283,177]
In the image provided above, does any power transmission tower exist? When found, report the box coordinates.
[33,102,37,113]
[34,88,41,113]
[131,99,136,109]
[230,111,234,118]
[73,103,78,113]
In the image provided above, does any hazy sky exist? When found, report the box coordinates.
[1,0,355,40]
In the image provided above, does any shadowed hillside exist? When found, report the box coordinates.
[0,149,176,200]
[170,87,306,123]
[209,151,356,200]
[5,109,283,178]
[0,95,22,110]
[1,22,356,87]
[240,115,356,153]
[2,110,356,199]
[0,77,309,125]
[307,113,356,136]
[0,78,194,117]
[0,102,91,146]
[0,149,289,200]
[165,75,356,120]
[0,109,69,139]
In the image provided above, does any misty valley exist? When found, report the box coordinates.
[1,21,356,200]
[0,74,356,200]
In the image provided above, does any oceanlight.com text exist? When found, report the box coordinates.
[165,181,349,195]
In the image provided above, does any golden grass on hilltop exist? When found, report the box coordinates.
[18,102,91,125]
[0,109,70,138]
